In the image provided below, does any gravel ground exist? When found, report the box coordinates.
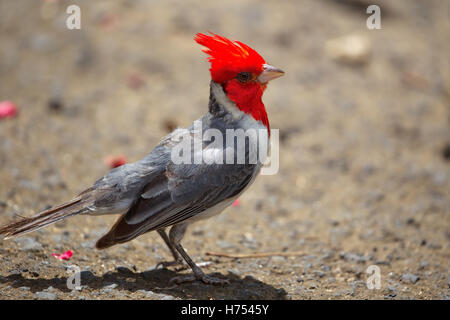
[0,0,449,300]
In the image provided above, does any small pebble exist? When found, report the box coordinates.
[402,273,420,284]
[34,291,57,300]
[14,237,43,251]
[103,283,118,289]
[326,34,371,65]
[216,240,234,249]
[18,286,30,291]
[419,261,429,270]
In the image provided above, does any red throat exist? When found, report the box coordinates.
[223,79,270,135]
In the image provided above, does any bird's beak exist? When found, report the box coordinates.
[257,64,285,84]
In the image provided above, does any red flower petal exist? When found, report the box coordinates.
[126,72,145,90]
[0,101,18,119]
[98,13,119,31]
[52,250,73,260]
[232,198,240,207]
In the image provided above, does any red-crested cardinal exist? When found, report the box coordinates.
[0,33,284,285]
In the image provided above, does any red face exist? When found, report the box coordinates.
[195,33,284,131]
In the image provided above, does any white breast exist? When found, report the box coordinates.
[210,82,270,165]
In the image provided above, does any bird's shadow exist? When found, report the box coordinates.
[0,267,287,299]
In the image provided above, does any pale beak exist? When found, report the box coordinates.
[257,64,285,84]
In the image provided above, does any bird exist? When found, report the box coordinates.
[0,33,284,285]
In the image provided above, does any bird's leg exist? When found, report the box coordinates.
[155,229,185,269]
[168,223,229,286]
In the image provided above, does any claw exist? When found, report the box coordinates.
[155,259,186,270]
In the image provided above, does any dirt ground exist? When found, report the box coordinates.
[0,0,449,300]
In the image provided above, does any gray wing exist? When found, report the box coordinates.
[95,160,257,248]
[132,160,256,226]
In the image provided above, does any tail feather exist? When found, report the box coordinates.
[0,194,94,239]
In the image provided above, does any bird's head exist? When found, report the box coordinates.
[195,33,284,131]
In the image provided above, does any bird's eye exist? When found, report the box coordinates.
[236,72,252,83]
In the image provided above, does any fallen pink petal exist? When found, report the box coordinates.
[98,12,119,31]
[232,199,240,207]
[105,155,127,168]
[126,72,146,90]
[52,250,73,260]
[0,101,18,119]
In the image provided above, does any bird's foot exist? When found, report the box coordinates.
[155,258,186,270]
[169,272,229,286]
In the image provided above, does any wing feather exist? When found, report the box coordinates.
[96,162,257,248]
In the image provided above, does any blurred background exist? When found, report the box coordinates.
[0,0,448,300]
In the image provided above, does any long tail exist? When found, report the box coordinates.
[0,191,94,240]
